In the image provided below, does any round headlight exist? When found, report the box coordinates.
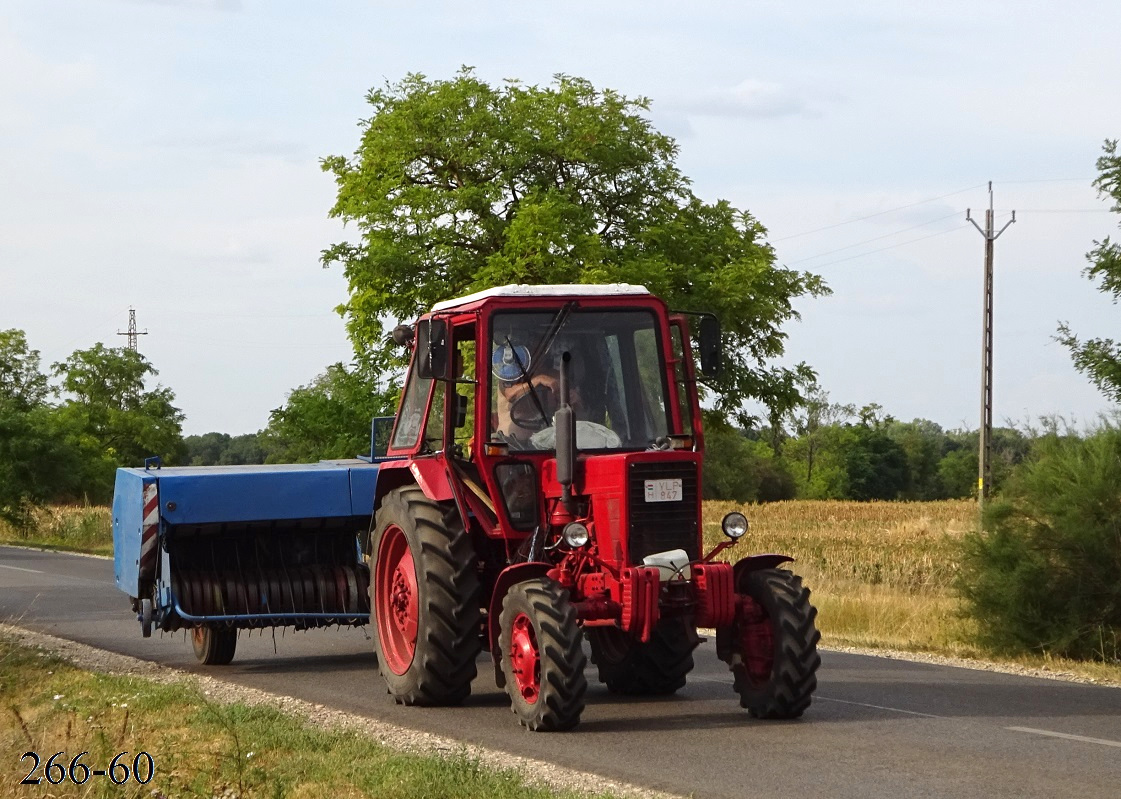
[721,511,749,540]
[562,522,590,548]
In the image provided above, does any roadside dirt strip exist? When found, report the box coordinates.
[1,623,679,799]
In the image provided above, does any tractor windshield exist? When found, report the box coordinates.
[489,308,670,451]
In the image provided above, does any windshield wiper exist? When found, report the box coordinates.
[504,301,578,429]
[505,335,551,426]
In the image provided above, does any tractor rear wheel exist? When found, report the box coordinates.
[587,618,700,695]
[191,625,236,665]
[498,578,587,731]
[371,486,481,706]
[728,568,820,719]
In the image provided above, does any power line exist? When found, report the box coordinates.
[800,224,968,269]
[786,211,961,265]
[773,184,985,242]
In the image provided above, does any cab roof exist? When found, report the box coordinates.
[430,283,651,313]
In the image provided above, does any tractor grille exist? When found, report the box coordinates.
[627,460,699,563]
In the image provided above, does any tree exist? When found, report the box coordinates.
[1058,139,1121,400]
[0,329,74,526]
[959,421,1121,661]
[263,362,398,463]
[0,329,49,411]
[321,69,829,424]
[52,343,185,501]
[702,414,796,502]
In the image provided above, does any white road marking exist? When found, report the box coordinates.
[0,563,43,574]
[815,696,944,718]
[1006,726,1121,748]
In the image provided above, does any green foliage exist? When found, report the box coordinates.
[958,422,1121,661]
[322,69,828,424]
[185,432,270,465]
[1058,139,1121,401]
[0,330,75,526]
[0,329,49,410]
[845,422,909,501]
[0,405,76,527]
[263,362,398,462]
[703,414,795,502]
[52,343,185,501]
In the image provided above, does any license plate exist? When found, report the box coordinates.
[644,478,682,503]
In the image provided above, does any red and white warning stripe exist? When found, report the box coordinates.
[139,482,159,581]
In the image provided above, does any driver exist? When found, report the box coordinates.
[492,340,582,446]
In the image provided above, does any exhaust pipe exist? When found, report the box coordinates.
[555,351,576,515]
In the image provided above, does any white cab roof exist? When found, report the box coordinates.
[431,283,650,312]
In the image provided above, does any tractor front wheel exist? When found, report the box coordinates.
[370,486,481,706]
[191,625,236,665]
[725,568,820,719]
[498,578,587,731]
[587,618,700,695]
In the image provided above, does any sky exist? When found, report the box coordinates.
[2,0,1119,436]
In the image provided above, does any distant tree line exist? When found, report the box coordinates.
[701,387,1034,504]
[0,331,184,524]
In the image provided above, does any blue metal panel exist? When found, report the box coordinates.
[144,461,381,526]
[347,463,380,515]
[112,468,154,596]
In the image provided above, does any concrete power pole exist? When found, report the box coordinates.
[967,183,1015,515]
[117,307,148,353]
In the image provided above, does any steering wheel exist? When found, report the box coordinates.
[507,381,556,430]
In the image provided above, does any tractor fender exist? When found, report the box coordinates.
[487,562,552,688]
[731,554,794,590]
[372,459,453,512]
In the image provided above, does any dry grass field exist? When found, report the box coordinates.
[703,499,982,655]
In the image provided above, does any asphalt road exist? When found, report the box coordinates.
[3,545,1120,799]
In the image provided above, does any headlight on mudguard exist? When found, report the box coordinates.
[721,511,749,540]
[563,522,590,548]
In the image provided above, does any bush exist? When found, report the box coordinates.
[958,422,1121,661]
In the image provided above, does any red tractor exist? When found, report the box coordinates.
[368,283,820,730]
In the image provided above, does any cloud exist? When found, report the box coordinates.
[675,79,809,120]
[147,130,308,163]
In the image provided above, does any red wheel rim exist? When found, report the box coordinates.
[509,613,540,704]
[740,597,774,685]
[374,524,418,675]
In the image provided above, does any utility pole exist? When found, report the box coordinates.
[117,306,148,353]
[967,183,1015,516]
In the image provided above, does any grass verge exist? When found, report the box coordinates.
[0,635,622,799]
[0,505,112,556]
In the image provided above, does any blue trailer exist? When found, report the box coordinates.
[112,450,389,663]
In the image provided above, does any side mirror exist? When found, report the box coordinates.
[698,315,722,378]
[415,318,450,380]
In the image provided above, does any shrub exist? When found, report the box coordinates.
[957,422,1121,661]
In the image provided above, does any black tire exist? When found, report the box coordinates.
[587,618,700,695]
[498,578,587,731]
[370,486,481,706]
[727,568,820,719]
[191,626,236,665]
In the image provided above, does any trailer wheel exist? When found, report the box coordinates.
[498,578,587,731]
[140,597,153,638]
[371,486,481,706]
[587,618,700,695]
[191,626,237,665]
[729,569,820,719]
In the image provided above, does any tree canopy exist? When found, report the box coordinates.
[1058,139,1121,401]
[321,69,829,424]
[52,343,185,500]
